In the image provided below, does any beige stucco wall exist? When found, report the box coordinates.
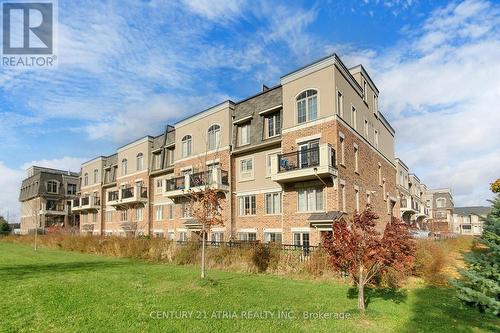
[117,138,152,178]
[234,148,281,193]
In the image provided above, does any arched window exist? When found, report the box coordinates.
[436,198,446,208]
[296,89,318,124]
[136,153,144,171]
[207,124,220,150]
[182,135,192,158]
[47,180,58,193]
[84,173,88,186]
[122,159,128,175]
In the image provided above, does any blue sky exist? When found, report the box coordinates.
[1,0,500,221]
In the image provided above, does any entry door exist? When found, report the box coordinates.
[299,140,319,168]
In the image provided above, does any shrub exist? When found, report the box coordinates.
[414,239,448,285]
[250,244,272,273]
[174,241,200,265]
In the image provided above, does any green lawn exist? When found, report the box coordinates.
[0,242,498,333]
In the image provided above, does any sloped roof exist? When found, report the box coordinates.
[454,206,491,216]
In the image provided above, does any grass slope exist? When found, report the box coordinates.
[0,242,497,333]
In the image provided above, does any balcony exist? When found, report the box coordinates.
[41,202,67,215]
[108,186,148,208]
[164,169,229,198]
[72,196,100,212]
[271,144,337,183]
[400,197,417,214]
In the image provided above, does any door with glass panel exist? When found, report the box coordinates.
[299,140,319,168]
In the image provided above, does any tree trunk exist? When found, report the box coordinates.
[201,231,206,279]
[358,266,365,312]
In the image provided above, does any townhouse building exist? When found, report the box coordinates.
[452,206,490,236]
[422,188,454,233]
[69,53,400,245]
[19,166,79,233]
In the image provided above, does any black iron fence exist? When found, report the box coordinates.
[81,197,90,206]
[166,176,186,191]
[175,240,319,256]
[122,187,134,199]
[108,190,119,202]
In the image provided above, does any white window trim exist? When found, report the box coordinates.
[297,187,324,213]
[295,89,319,125]
[238,156,255,182]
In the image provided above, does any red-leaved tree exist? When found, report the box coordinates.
[323,207,415,311]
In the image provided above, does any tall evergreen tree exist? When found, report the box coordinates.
[452,190,500,316]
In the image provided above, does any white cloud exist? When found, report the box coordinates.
[181,0,247,21]
[0,162,24,223]
[339,0,500,206]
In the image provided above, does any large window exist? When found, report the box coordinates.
[239,232,256,242]
[266,113,281,138]
[136,153,144,171]
[181,135,192,158]
[293,232,309,247]
[297,187,323,212]
[121,159,128,175]
[207,124,221,150]
[120,210,128,222]
[239,158,253,180]
[296,89,318,124]
[239,123,250,145]
[67,183,77,195]
[84,173,88,186]
[155,205,164,221]
[264,232,282,243]
[239,195,256,216]
[135,207,143,221]
[436,198,446,208]
[47,181,58,193]
[265,192,281,214]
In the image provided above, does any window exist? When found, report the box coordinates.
[92,213,97,223]
[239,195,256,216]
[363,80,367,102]
[92,169,98,183]
[264,232,282,243]
[355,187,360,212]
[266,113,281,138]
[373,94,378,114]
[374,130,379,148]
[181,135,192,158]
[265,154,273,177]
[84,173,88,186]
[239,232,256,242]
[167,232,175,241]
[337,90,344,117]
[155,205,164,221]
[135,208,143,221]
[120,210,128,222]
[293,232,309,247]
[67,183,77,195]
[239,158,253,180]
[354,145,359,173]
[106,211,112,222]
[211,232,224,242]
[154,153,161,170]
[168,204,174,219]
[339,135,345,165]
[436,198,446,208]
[364,119,369,137]
[181,202,191,218]
[239,123,250,145]
[341,183,346,212]
[351,106,357,129]
[207,124,221,150]
[378,164,382,185]
[122,159,128,175]
[296,89,318,124]
[297,187,323,212]
[47,181,58,193]
[382,180,387,201]
[137,153,144,171]
[179,232,187,242]
[265,192,282,214]
[156,179,163,189]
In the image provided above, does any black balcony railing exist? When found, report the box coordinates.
[190,171,209,187]
[122,187,134,199]
[81,197,90,206]
[108,190,119,202]
[92,197,101,205]
[166,176,186,191]
[46,202,65,211]
[72,198,80,207]
[278,147,320,172]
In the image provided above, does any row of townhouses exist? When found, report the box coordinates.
[19,54,478,244]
